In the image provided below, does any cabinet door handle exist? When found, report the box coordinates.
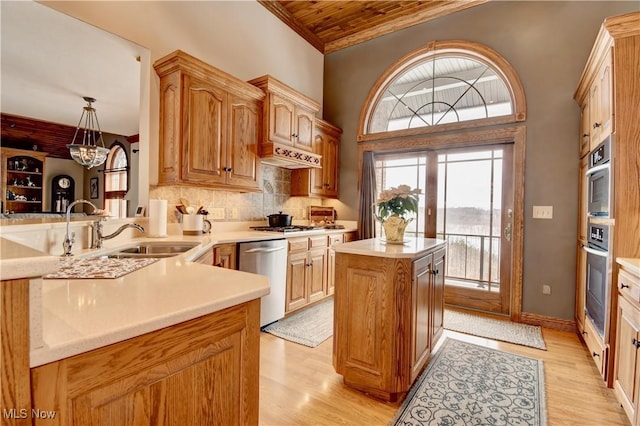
[620,283,629,290]
[632,338,640,349]
[592,122,601,129]
[592,352,600,357]
[582,330,587,335]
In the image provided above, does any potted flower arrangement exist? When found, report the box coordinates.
[375,185,421,243]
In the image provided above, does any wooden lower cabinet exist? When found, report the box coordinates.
[213,243,237,269]
[30,300,261,426]
[285,236,327,313]
[333,243,446,401]
[613,266,640,426]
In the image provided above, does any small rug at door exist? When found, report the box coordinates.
[391,338,547,426]
[444,310,547,350]
[262,298,333,348]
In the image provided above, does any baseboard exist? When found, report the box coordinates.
[520,312,576,332]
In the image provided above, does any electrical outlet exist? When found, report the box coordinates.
[231,208,238,219]
[533,205,553,219]
[542,284,552,295]
[209,207,225,220]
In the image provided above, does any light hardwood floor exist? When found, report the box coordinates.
[259,312,629,426]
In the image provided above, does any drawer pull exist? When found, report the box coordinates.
[592,352,600,357]
[582,331,587,336]
[632,338,640,349]
[620,283,630,290]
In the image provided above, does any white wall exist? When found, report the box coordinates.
[41,1,324,204]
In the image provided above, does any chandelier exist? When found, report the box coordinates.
[66,96,110,169]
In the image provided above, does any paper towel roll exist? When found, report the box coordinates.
[148,199,168,237]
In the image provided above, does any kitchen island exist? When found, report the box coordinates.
[333,237,446,402]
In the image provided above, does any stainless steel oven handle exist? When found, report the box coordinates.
[243,246,286,254]
[585,162,609,176]
[582,245,608,257]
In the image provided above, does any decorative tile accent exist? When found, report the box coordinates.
[44,257,159,279]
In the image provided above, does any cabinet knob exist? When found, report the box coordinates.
[306,262,313,267]
[431,269,439,276]
[632,338,640,349]
[592,352,600,357]
[291,133,298,138]
[582,133,589,138]
[592,122,601,129]
[324,183,330,187]
[620,283,630,290]
[582,330,587,335]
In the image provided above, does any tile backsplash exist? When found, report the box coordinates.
[149,165,320,223]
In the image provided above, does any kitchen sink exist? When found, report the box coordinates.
[102,242,200,259]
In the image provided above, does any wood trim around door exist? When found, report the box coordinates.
[357,125,526,321]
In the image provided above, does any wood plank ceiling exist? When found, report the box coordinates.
[258,0,489,54]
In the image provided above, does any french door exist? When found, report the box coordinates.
[436,145,513,314]
[375,143,515,315]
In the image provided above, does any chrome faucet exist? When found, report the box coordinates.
[63,199,98,256]
[91,220,144,249]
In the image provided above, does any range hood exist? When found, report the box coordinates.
[259,142,322,169]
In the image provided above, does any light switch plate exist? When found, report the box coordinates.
[533,205,553,219]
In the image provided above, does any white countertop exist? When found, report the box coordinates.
[0,238,59,280]
[334,237,446,258]
[29,232,285,367]
[7,226,355,367]
[617,257,640,277]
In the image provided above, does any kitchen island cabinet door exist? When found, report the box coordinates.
[430,248,446,349]
[31,300,260,426]
[411,254,432,382]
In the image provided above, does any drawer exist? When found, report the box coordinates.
[619,269,640,305]
[328,234,343,247]
[288,237,309,252]
[343,231,357,243]
[309,235,328,249]
[583,316,608,377]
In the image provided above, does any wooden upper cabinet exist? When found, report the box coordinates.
[154,50,265,192]
[579,99,591,158]
[228,94,261,188]
[588,49,613,150]
[183,75,227,185]
[291,119,342,198]
[249,75,323,168]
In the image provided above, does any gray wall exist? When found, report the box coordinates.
[323,1,638,319]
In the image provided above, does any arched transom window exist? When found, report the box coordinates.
[360,40,526,137]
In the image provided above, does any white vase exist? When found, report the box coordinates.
[381,215,412,243]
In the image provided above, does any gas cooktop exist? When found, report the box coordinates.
[250,225,321,233]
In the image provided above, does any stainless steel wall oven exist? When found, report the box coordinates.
[586,137,612,217]
[583,220,611,337]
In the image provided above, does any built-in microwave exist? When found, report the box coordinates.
[586,137,612,217]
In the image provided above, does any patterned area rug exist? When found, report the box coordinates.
[444,310,547,350]
[262,298,333,347]
[391,338,547,426]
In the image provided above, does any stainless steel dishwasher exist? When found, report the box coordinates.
[238,239,287,327]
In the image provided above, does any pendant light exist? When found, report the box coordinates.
[66,96,110,169]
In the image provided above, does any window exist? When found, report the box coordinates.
[360,40,526,138]
[104,143,128,218]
